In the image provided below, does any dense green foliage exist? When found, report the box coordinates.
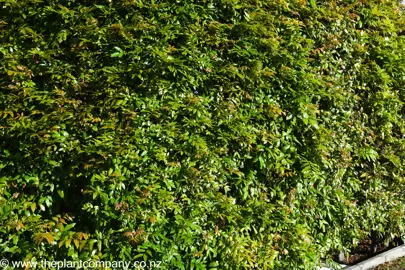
[1,0,405,269]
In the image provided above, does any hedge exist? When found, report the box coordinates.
[1,0,405,269]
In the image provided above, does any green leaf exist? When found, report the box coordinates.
[57,190,64,199]
[31,203,36,212]
[64,223,76,231]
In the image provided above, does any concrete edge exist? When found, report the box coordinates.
[320,263,348,270]
[342,244,405,270]
[320,266,347,270]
